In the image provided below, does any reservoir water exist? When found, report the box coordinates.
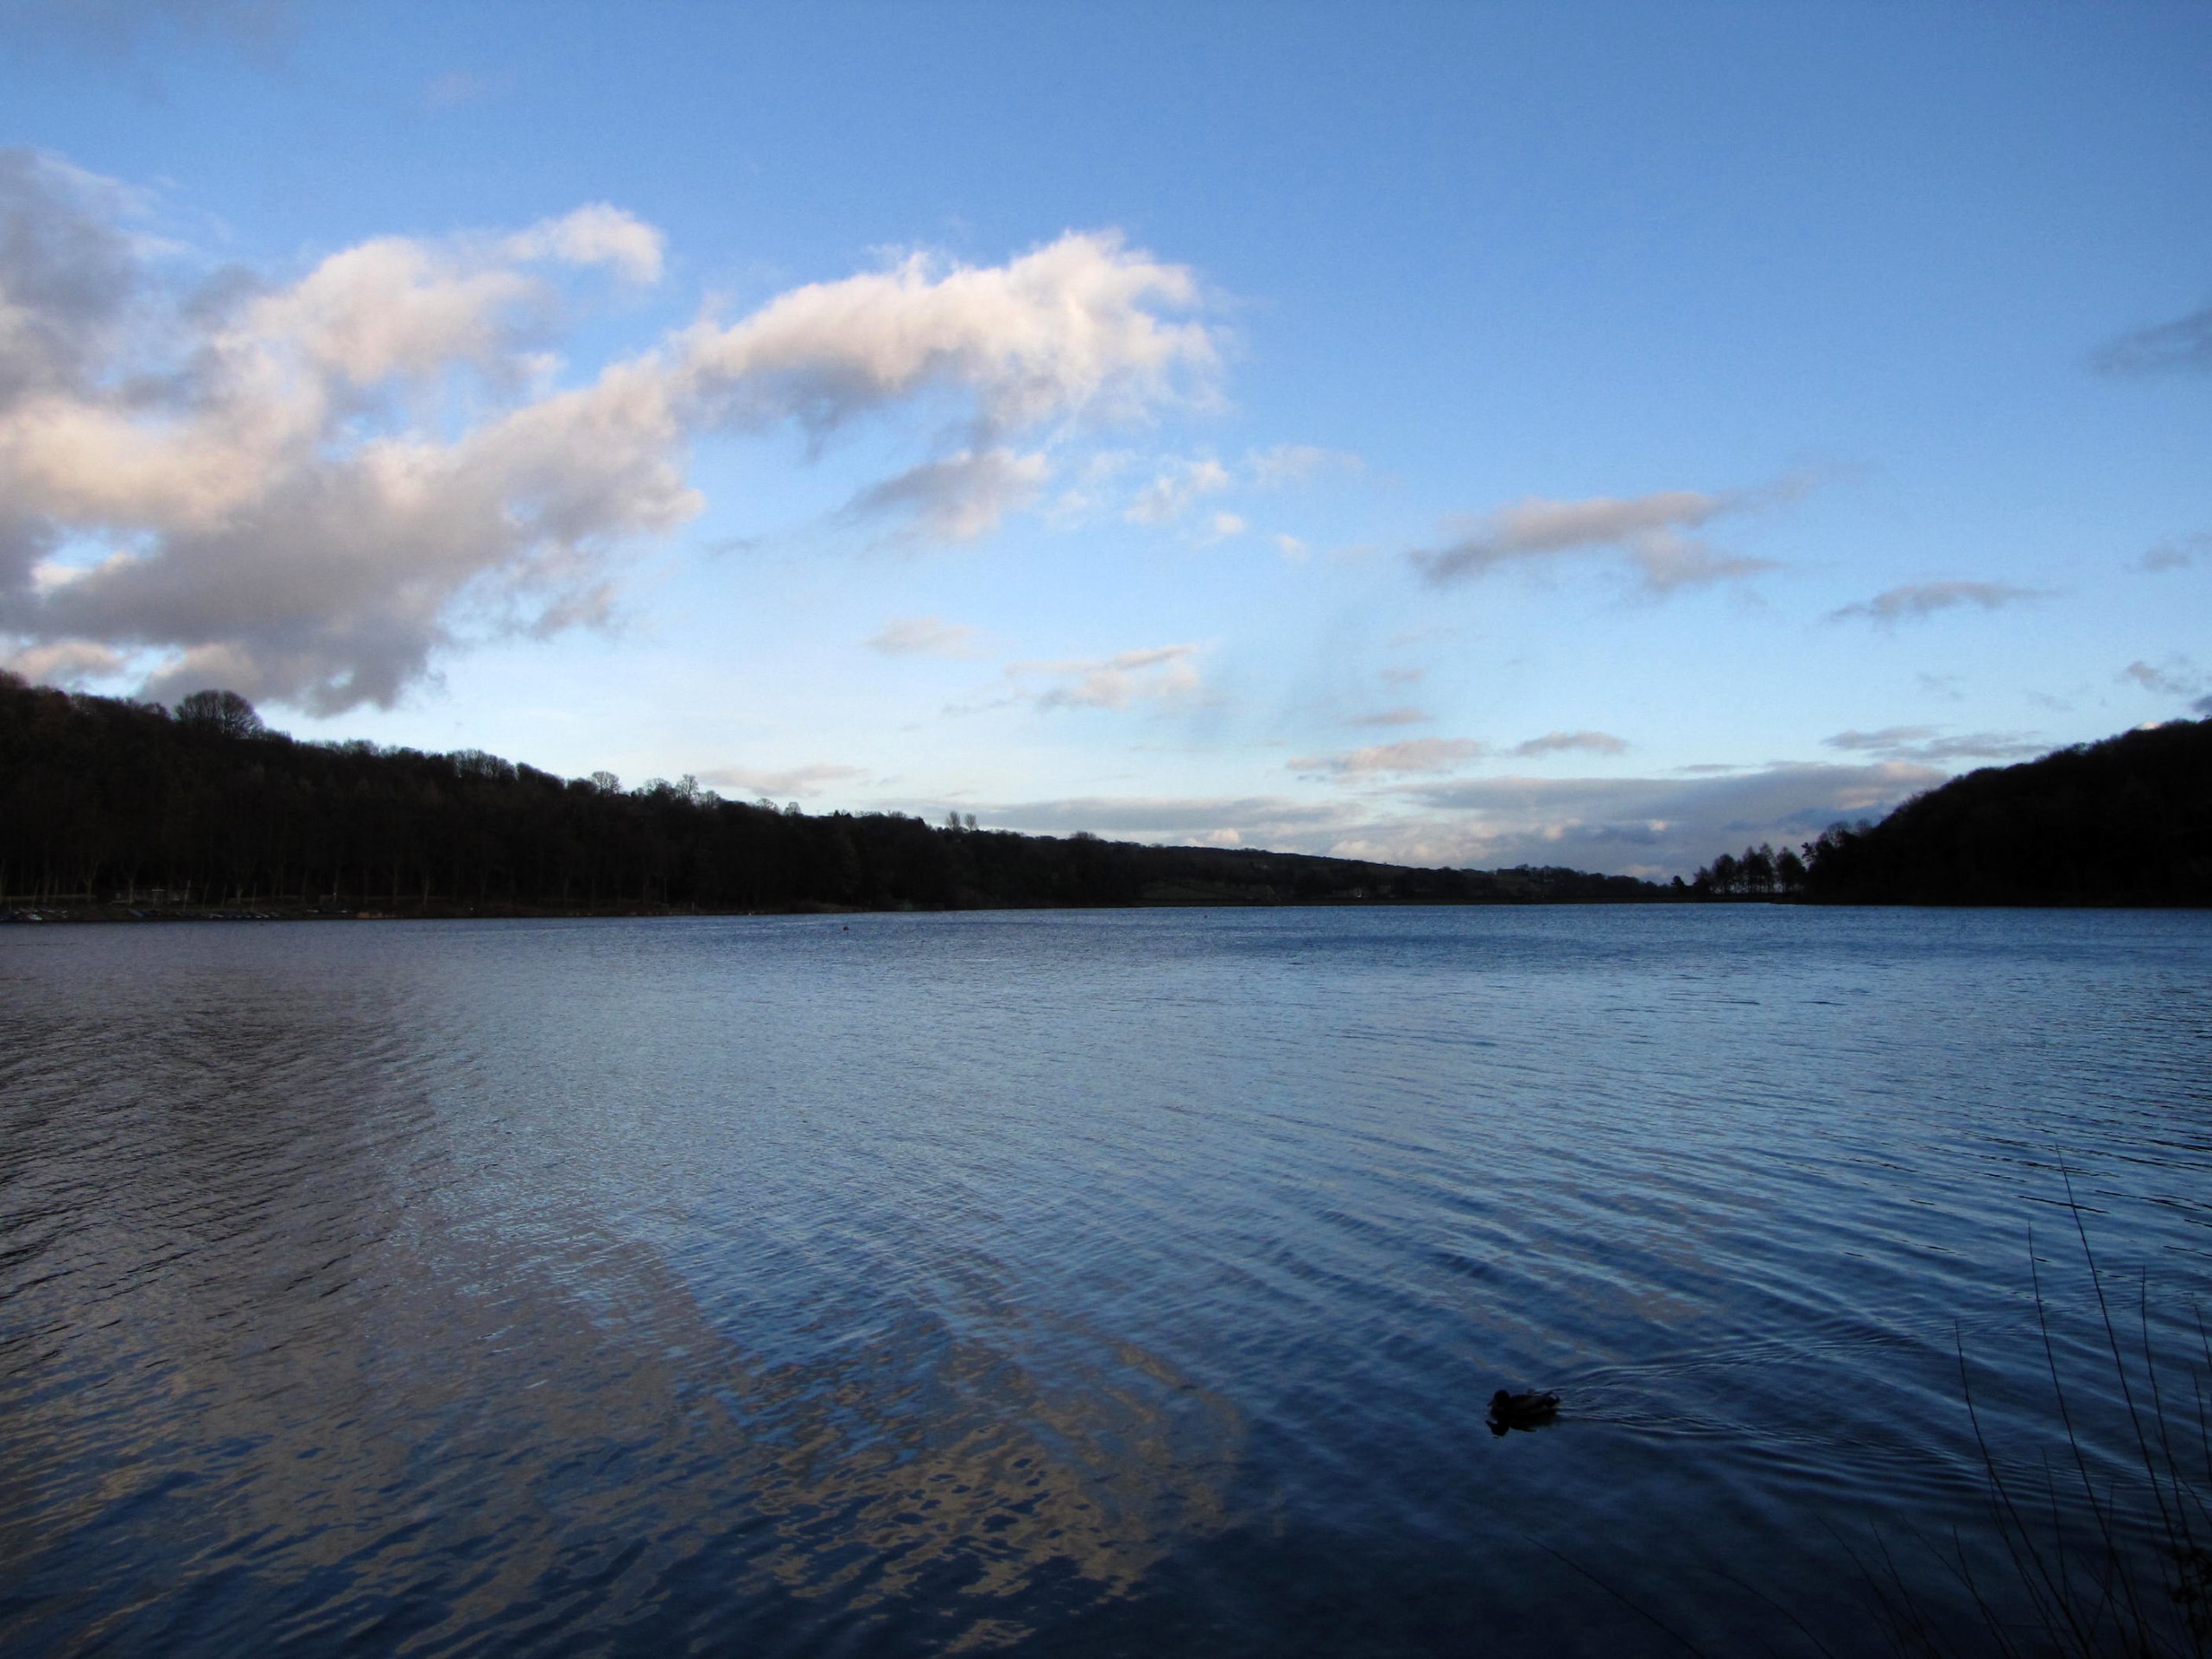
[3,907,2209,1655]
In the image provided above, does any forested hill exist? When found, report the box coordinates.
[0,674,1662,915]
[1796,718,2212,906]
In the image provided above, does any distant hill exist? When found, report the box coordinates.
[1796,719,2212,906]
[0,673,1664,916]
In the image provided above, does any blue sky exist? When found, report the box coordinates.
[3,1,2208,874]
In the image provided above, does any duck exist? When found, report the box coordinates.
[1487,1389,1560,1433]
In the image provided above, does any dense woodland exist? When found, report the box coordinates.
[0,675,1661,914]
[1764,716,2212,906]
[10,673,2206,916]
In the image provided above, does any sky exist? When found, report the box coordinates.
[1,0,2208,876]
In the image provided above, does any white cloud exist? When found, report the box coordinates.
[1510,729,1629,758]
[1007,643,1205,712]
[2,638,125,685]
[0,152,1217,712]
[1273,533,1308,561]
[1203,511,1246,542]
[867,615,985,658]
[237,233,545,388]
[1821,726,2045,763]
[696,761,865,798]
[1126,457,1230,525]
[1290,737,1486,777]
[1414,480,1802,592]
[1827,581,2041,624]
[504,204,665,284]
[686,230,1213,443]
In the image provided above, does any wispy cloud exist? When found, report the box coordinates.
[698,761,866,798]
[1827,581,2042,625]
[1347,705,1428,728]
[2139,532,2209,573]
[2120,658,2207,709]
[845,448,1047,542]
[1413,479,1805,593]
[1245,443,1363,488]
[2094,302,2212,375]
[1003,644,1205,712]
[1293,728,1630,776]
[1821,726,2044,764]
[1290,738,1486,778]
[1118,443,1359,537]
[1126,457,1230,525]
[423,70,515,111]
[983,793,1366,846]
[6,0,293,62]
[1510,729,1628,758]
[866,615,984,658]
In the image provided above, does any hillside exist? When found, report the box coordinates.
[1797,718,2212,906]
[0,675,1663,916]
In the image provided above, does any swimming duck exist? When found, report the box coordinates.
[1487,1389,1560,1433]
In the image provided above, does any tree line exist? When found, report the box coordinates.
[1693,718,2212,906]
[0,674,1666,914]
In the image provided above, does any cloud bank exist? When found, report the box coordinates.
[980,760,1942,879]
[0,149,1216,711]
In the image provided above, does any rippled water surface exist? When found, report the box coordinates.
[3,907,2209,1655]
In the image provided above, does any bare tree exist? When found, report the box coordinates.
[174,689,264,740]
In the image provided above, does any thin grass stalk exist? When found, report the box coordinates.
[1958,1327,2107,1654]
[1853,1178,2212,1659]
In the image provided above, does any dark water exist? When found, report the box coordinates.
[3,907,2209,1656]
